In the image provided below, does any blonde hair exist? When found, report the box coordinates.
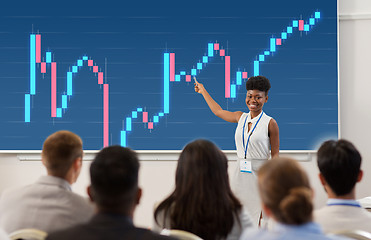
[258,157,313,225]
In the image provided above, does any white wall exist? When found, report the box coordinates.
[338,0,371,201]
[1,0,371,229]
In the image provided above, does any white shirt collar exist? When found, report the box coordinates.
[37,175,72,191]
[327,198,361,207]
[247,111,264,123]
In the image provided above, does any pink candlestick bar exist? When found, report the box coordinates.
[276,38,282,45]
[36,34,41,63]
[93,66,98,73]
[220,49,225,56]
[103,84,109,147]
[186,75,191,82]
[148,122,153,129]
[143,112,148,123]
[98,72,103,84]
[214,43,219,50]
[242,72,248,79]
[41,62,46,73]
[299,20,304,31]
[88,60,93,66]
[51,62,57,117]
[170,53,175,82]
[225,56,230,98]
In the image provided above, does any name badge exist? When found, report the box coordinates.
[240,160,252,173]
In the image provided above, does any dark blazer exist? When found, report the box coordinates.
[46,213,176,240]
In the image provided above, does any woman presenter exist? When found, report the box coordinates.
[194,75,279,226]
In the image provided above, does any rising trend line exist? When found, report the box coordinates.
[119,11,321,147]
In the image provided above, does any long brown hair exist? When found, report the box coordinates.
[258,157,313,225]
[154,139,242,240]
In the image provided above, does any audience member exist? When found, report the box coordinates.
[241,157,345,240]
[314,139,371,233]
[0,130,94,234]
[47,145,175,240]
[153,139,252,240]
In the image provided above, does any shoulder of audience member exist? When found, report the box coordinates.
[46,225,81,240]
[239,228,270,240]
[135,227,177,240]
[0,184,29,197]
[313,206,327,217]
[68,191,94,206]
[0,185,32,205]
[46,225,177,240]
[240,228,351,240]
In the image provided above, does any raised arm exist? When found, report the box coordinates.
[194,78,242,123]
[268,118,279,158]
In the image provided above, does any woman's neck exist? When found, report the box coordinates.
[250,110,262,119]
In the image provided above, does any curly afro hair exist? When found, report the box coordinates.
[246,76,271,95]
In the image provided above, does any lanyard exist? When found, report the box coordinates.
[242,112,263,159]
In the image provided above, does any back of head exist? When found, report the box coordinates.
[258,157,313,225]
[155,139,241,240]
[175,139,230,196]
[90,145,139,213]
[42,130,83,178]
[246,76,271,95]
[317,139,362,196]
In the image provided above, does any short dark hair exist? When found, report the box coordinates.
[246,76,271,95]
[42,130,83,178]
[317,139,362,196]
[90,145,139,212]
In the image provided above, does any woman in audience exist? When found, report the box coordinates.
[241,157,345,240]
[153,139,252,240]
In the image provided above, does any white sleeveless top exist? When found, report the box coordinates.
[234,111,272,160]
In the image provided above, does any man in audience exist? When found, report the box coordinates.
[314,139,371,233]
[0,130,94,234]
[46,145,175,240]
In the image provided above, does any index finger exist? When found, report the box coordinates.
[193,77,199,84]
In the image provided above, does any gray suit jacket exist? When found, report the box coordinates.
[0,175,95,234]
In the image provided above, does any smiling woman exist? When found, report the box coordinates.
[194,76,279,226]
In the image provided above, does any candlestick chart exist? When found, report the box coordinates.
[0,1,338,150]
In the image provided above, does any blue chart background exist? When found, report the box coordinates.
[0,0,338,150]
